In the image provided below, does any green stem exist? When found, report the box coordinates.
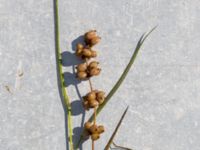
[54,0,74,149]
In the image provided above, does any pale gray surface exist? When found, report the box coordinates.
[1,0,200,150]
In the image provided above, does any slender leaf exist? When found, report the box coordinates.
[54,0,74,149]
[89,26,157,122]
[105,107,129,150]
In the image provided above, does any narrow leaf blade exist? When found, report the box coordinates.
[140,26,157,45]
[89,27,156,122]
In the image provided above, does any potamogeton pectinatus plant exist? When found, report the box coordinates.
[73,28,156,150]
[75,30,105,150]
[54,1,156,149]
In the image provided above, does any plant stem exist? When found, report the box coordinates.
[92,140,95,150]
[94,107,97,124]
[85,59,93,91]
[85,58,97,150]
[54,0,74,149]
[88,78,93,91]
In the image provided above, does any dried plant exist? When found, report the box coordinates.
[54,0,156,149]
[75,30,105,150]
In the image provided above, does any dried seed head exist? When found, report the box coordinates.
[84,122,92,130]
[88,100,99,108]
[76,43,84,50]
[91,50,97,57]
[97,99,104,105]
[90,36,101,46]
[83,101,90,110]
[89,68,101,76]
[76,48,83,56]
[84,30,97,42]
[89,61,99,69]
[91,133,100,141]
[82,48,92,57]
[96,91,105,104]
[97,91,105,100]
[97,125,105,134]
[76,63,87,72]
[83,99,88,104]
[87,91,96,101]
[89,124,98,134]
[77,71,87,79]
[82,99,90,110]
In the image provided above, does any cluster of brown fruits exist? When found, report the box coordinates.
[83,90,105,110]
[84,30,101,46]
[76,44,97,59]
[76,30,100,59]
[75,30,105,143]
[84,122,105,141]
[76,61,101,80]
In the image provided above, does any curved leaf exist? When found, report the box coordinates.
[89,26,157,122]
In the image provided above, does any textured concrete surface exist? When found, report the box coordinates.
[1,0,200,150]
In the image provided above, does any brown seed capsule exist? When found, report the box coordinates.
[89,124,98,134]
[97,125,105,134]
[91,133,100,141]
[89,68,101,76]
[87,91,96,101]
[76,48,83,56]
[84,122,92,130]
[89,61,99,69]
[91,50,97,57]
[84,30,97,42]
[76,43,84,50]
[82,95,87,101]
[82,48,92,57]
[76,63,87,72]
[90,36,101,46]
[97,99,104,105]
[82,100,90,110]
[83,103,89,110]
[97,91,105,100]
[83,99,88,104]
[77,71,87,79]
[88,100,99,108]
[96,91,105,104]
